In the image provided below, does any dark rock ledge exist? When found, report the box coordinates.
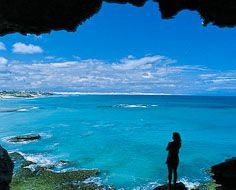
[8,134,41,143]
[211,157,236,190]
[154,182,187,190]
[0,145,14,190]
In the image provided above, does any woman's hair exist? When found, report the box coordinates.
[173,132,181,148]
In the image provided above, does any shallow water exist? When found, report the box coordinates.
[1,95,236,189]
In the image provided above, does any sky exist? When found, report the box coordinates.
[0,1,236,95]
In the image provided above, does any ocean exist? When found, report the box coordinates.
[0,95,236,189]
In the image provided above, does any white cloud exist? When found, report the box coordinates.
[0,54,235,95]
[112,55,175,70]
[12,42,43,54]
[45,56,55,60]
[156,65,205,76]
[0,57,8,64]
[212,78,236,84]
[199,71,236,92]
[0,42,6,50]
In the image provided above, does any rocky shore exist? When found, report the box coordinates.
[1,141,236,189]
[0,146,14,190]
[1,135,113,190]
[9,152,112,190]
[211,157,236,190]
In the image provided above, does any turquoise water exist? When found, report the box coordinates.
[1,95,236,189]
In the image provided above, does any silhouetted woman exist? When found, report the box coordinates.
[166,132,181,190]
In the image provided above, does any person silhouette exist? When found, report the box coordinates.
[166,132,181,190]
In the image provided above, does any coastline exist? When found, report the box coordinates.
[9,151,216,190]
[0,92,53,99]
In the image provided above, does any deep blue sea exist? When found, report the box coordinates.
[1,95,236,189]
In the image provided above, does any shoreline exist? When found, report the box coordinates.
[0,132,225,189]
[9,151,213,190]
[1,91,236,99]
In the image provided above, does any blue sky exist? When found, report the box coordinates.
[0,1,236,95]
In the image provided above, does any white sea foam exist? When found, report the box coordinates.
[151,105,158,107]
[179,178,201,189]
[17,108,29,112]
[49,143,60,148]
[122,104,147,108]
[14,151,76,172]
[131,181,161,190]
[39,132,52,139]
[22,153,56,168]
[0,106,39,112]
[0,108,23,112]
[83,177,103,185]
[113,104,158,108]
[24,164,37,172]
[17,106,39,112]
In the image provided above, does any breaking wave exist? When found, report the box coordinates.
[0,106,39,112]
[97,104,158,109]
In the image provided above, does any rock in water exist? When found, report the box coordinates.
[211,157,236,189]
[154,182,187,190]
[8,134,41,142]
[0,145,14,190]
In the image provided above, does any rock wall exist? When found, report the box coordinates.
[211,158,236,190]
[0,145,14,190]
[0,0,235,36]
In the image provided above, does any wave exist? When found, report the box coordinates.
[119,104,147,108]
[22,153,56,168]
[132,181,161,190]
[83,177,103,185]
[39,132,52,139]
[0,106,39,113]
[8,151,56,170]
[179,178,201,189]
[13,151,67,171]
[11,151,94,174]
[17,106,39,112]
[97,104,158,109]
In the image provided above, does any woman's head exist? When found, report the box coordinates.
[172,132,181,145]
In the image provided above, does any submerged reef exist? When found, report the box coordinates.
[9,152,110,190]
[0,0,235,36]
